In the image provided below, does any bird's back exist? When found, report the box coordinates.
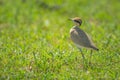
[70,26,98,50]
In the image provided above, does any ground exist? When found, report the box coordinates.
[0,0,120,79]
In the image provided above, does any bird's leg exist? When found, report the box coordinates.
[89,50,93,65]
[78,48,88,70]
[78,48,86,63]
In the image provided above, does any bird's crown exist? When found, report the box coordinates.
[71,17,82,25]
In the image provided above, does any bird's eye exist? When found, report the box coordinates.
[74,20,81,24]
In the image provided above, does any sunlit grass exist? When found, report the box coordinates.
[0,0,120,79]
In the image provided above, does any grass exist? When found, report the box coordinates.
[0,0,120,79]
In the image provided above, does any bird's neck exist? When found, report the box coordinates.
[73,26,79,29]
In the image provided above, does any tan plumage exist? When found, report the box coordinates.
[69,17,99,65]
[70,17,98,51]
[70,26,98,51]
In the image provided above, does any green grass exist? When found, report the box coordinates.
[0,0,120,79]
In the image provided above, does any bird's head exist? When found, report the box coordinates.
[69,17,82,26]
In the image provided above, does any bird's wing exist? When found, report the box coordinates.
[70,28,93,48]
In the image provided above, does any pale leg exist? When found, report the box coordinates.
[89,50,93,65]
[78,48,85,63]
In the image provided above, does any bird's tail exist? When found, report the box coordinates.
[91,46,99,51]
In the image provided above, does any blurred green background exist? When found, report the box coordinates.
[0,0,120,79]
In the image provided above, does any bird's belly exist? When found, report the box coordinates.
[75,43,92,49]
[75,44,83,48]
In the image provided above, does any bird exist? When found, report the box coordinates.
[69,17,99,65]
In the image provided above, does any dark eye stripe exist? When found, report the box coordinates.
[74,20,81,24]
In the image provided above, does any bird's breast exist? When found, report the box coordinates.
[70,28,79,43]
[70,28,78,35]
